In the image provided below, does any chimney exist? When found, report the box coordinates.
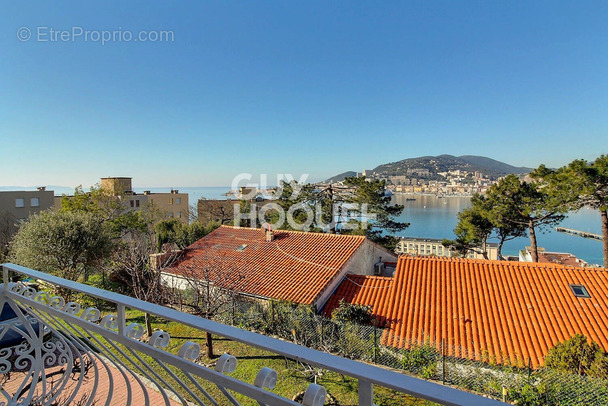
[37,186,46,191]
[261,223,274,242]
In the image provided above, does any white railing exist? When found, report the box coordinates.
[0,263,505,406]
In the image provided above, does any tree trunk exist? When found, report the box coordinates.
[145,312,153,337]
[206,331,214,358]
[529,220,539,262]
[482,239,489,260]
[601,209,608,268]
[497,239,505,260]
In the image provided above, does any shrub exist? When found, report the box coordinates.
[545,334,608,378]
[331,299,374,325]
[401,342,439,379]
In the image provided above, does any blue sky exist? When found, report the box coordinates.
[1,1,607,188]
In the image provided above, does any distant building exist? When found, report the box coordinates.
[395,237,499,260]
[519,247,589,268]
[56,177,189,224]
[0,187,54,222]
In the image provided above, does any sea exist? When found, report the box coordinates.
[41,185,606,266]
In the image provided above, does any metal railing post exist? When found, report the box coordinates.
[358,379,373,406]
[117,303,126,337]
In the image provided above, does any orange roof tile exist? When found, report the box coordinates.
[164,226,366,306]
[322,274,393,322]
[325,256,608,368]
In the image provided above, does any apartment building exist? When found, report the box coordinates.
[0,187,54,222]
[395,237,499,260]
[56,177,189,224]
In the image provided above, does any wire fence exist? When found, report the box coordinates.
[207,297,608,405]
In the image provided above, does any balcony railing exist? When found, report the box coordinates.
[0,263,505,406]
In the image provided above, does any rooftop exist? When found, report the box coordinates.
[164,226,367,306]
[326,256,608,368]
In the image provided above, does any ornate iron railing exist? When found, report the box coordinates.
[0,263,504,406]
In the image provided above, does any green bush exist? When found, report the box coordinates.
[545,334,608,378]
[331,299,374,325]
[401,343,439,378]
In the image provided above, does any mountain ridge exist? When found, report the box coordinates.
[325,155,532,182]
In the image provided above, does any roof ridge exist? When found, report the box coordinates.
[219,224,366,239]
[400,255,607,271]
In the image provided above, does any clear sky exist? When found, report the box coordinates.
[1,1,607,188]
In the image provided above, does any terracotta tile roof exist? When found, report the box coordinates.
[325,256,608,368]
[164,226,366,306]
[322,274,393,323]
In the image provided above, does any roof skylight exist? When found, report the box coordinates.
[570,284,591,298]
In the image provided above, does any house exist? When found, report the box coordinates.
[323,256,608,367]
[162,225,397,310]
[519,246,589,268]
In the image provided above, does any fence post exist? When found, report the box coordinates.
[231,296,235,325]
[320,316,324,349]
[442,338,446,385]
[528,357,531,379]
[373,320,378,364]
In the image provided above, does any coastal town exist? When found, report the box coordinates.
[1,158,607,405]
[3,2,607,405]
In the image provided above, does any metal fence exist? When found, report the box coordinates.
[211,297,608,405]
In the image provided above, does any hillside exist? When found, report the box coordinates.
[370,154,531,180]
[324,171,357,183]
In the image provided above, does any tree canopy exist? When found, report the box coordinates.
[9,211,113,283]
[267,176,408,250]
[539,156,608,267]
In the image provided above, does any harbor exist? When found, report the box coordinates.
[555,227,603,241]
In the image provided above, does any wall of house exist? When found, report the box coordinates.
[312,240,397,310]
[343,240,398,276]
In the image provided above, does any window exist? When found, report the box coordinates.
[176,198,181,205]
[169,198,173,205]
[169,212,174,217]
[136,200,140,208]
[30,197,40,207]
[570,284,591,298]
[130,200,135,208]
[177,211,182,218]
[15,198,25,208]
